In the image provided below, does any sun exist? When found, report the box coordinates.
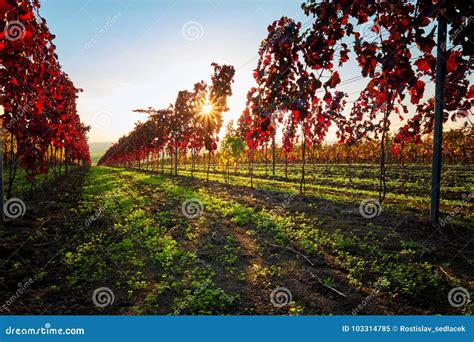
[201,103,213,115]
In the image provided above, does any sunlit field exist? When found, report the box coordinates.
[1,0,472,320]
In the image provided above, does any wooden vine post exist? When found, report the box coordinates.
[430,7,448,224]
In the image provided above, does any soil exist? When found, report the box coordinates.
[0,169,471,315]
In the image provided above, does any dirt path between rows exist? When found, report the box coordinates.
[123,171,401,314]
[0,171,90,314]
[172,172,474,284]
[2,168,470,315]
[132,169,472,314]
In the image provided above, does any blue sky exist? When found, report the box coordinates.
[41,0,308,143]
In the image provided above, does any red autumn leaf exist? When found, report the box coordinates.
[326,71,340,88]
[392,145,400,156]
[414,58,430,72]
[293,110,300,121]
[323,91,332,104]
[371,24,380,34]
[468,85,474,99]
[20,11,34,21]
[446,52,459,73]
[410,80,425,104]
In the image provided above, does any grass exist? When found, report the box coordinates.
[63,167,239,314]
[2,164,471,315]
[145,162,473,224]
[113,166,471,312]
